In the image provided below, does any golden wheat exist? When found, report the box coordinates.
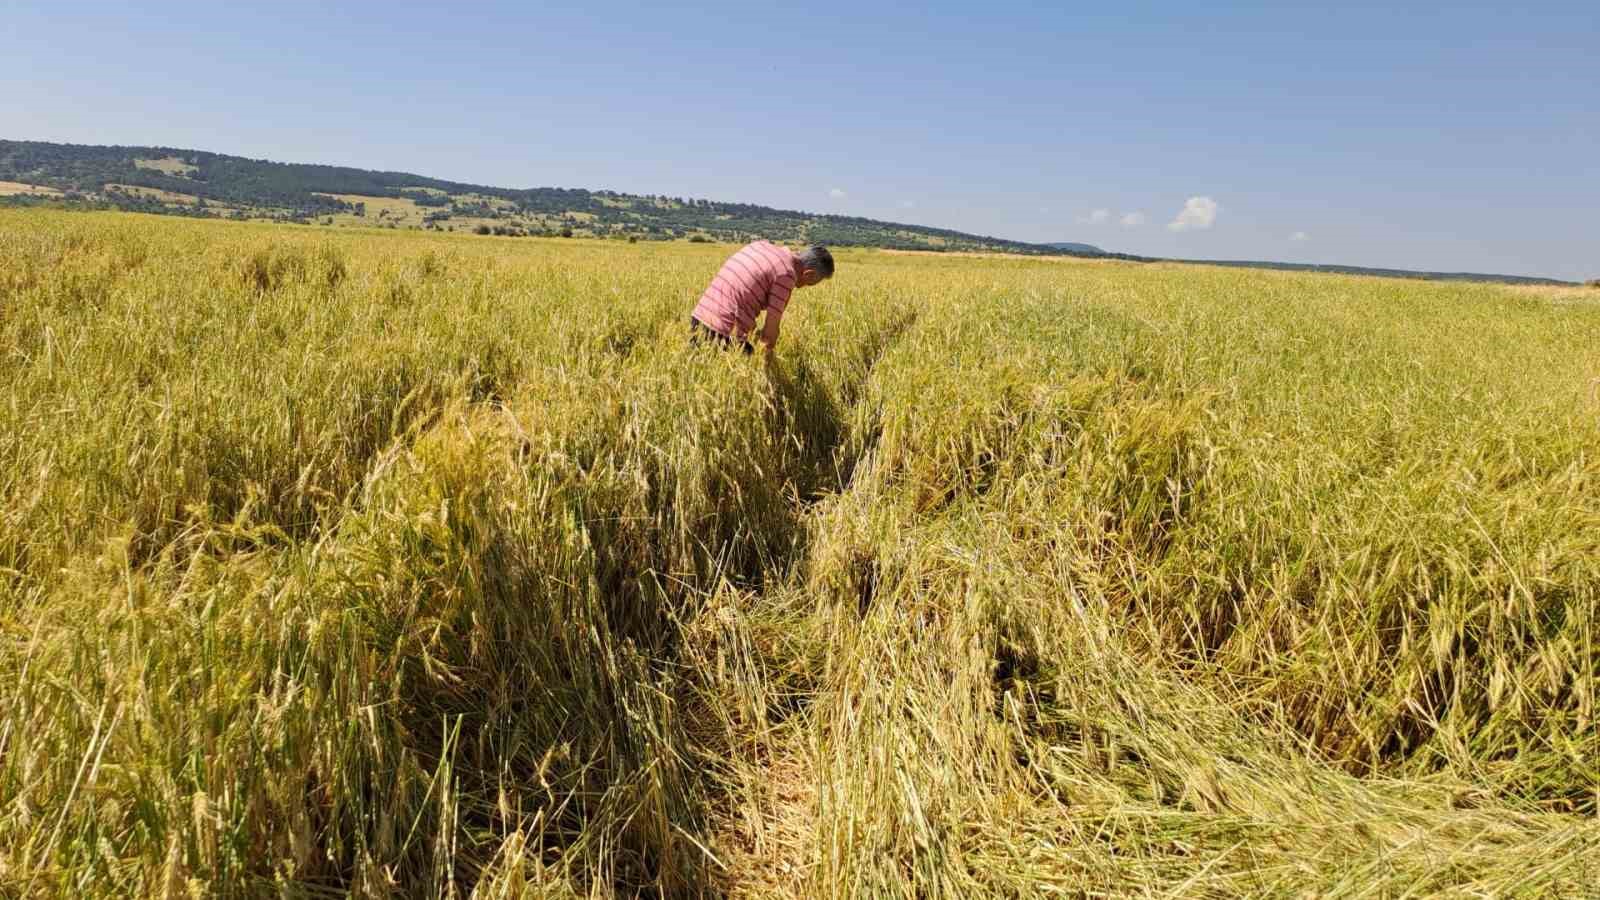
[2,210,1597,897]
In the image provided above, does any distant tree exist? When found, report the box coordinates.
[560,226,574,238]
[475,224,492,235]
[1587,279,1600,289]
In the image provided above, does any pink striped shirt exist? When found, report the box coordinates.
[691,240,800,341]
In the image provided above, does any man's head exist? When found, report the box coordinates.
[797,245,834,287]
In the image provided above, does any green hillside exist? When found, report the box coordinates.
[0,139,1113,255]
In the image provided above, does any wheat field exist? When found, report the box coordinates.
[2,210,1598,897]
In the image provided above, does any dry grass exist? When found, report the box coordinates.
[1508,282,1600,304]
[313,193,431,227]
[104,183,202,204]
[1,209,1597,897]
[132,157,199,178]
[875,247,1116,263]
[0,181,62,197]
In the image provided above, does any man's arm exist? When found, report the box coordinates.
[760,272,796,351]
[759,307,783,351]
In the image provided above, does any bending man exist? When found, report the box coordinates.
[690,241,833,354]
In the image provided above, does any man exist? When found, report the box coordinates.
[690,241,834,354]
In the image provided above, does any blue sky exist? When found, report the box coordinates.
[4,1,1596,279]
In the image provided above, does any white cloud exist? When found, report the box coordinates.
[1120,212,1147,227]
[828,187,848,200]
[1290,231,1309,242]
[1078,208,1111,225]
[1167,196,1220,232]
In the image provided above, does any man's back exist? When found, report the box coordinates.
[691,241,799,340]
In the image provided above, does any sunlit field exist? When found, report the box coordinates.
[2,210,1598,897]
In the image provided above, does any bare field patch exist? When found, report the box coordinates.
[104,182,202,204]
[0,180,62,196]
[1507,282,1600,304]
[312,192,427,224]
[133,156,198,177]
[453,191,519,211]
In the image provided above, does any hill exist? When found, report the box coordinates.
[1042,240,1106,254]
[0,138,1120,257]
[0,139,1577,284]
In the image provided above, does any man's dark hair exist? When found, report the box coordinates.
[799,245,835,279]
